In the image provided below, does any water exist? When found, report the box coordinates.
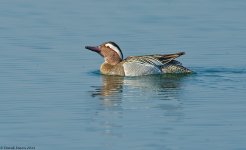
[1,0,246,149]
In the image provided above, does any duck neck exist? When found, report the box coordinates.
[104,57,122,66]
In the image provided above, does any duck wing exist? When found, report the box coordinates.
[124,52,185,66]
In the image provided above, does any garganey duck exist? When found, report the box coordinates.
[85,41,192,76]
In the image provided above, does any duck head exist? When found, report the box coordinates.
[85,41,123,65]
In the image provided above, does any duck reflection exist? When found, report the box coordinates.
[89,74,190,138]
[90,74,190,107]
[91,75,124,107]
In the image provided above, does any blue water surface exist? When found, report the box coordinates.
[0,0,246,150]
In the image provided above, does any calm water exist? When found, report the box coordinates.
[1,0,246,149]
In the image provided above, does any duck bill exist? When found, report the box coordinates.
[85,46,100,53]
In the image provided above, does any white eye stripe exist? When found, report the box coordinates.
[105,43,123,59]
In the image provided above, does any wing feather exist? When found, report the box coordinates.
[124,52,185,66]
